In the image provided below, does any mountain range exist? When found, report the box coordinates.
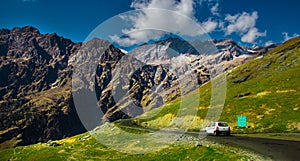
[0,26,278,148]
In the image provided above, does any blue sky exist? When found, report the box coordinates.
[1,0,299,47]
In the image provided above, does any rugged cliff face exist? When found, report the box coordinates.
[0,27,205,147]
[0,26,85,147]
[70,38,200,123]
[0,26,276,147]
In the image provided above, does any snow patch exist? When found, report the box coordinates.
[119,48,128,54]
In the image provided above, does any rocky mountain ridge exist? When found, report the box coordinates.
[0,26,276,148]
[130,37,277,74]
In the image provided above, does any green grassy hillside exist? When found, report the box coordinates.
[219,37,300,133]
[0,128,264,161]
[133,37,300,133]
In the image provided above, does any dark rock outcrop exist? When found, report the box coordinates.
[0,26,84,147]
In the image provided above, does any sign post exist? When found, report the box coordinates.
[237,116,247,127]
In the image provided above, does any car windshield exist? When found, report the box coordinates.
[218,122,228,127]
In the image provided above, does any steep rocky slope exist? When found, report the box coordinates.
[0,26,277,147]
[0,26,84,147]
[0,27,205,147]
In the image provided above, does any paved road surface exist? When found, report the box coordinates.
[188,133,300,161]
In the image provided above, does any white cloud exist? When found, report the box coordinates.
[265,40,274,46]
[224,11,266,43]
[198,0,215,5]
[282,32,299,41]
[282,32,289,41]
[201,18,218,33]
[210,3,220,16]
[110,0,218,47]
[109,35,137,47]
[224,14,238,24]
[110,1,268,46]
[241,28,266,43]
[225,11,258,35]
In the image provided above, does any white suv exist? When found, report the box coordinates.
[205,121,230,136]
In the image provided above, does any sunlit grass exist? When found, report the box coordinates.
[132,37,300,134]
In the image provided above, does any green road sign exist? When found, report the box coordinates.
[237,116,247,127]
